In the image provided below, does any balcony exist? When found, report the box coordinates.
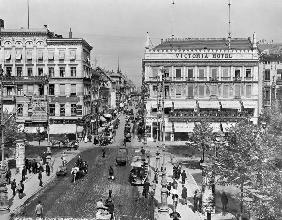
[221,77,231,81]
[244,77,253,81]
[2,76,49,85]
[186,77,195,82]
[276,78,282,85]
[234,77,242,82]
[198,77,207,81]
[209,77,219,82]
[49,96,80,103]
[2,95,15,101]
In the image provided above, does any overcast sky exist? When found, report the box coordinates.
[1,0,282,86]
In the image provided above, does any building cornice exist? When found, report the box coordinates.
[47,38,93,51]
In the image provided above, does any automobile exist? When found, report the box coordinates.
[116,147,128,166]
[56,165,67,176]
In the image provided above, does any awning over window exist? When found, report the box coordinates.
[220,101,241,109]
[164,101,173,108]
[242,101,258,109]
[37,50,43,60]
[198,101,220,109]
[100,116,107,122]
[174,101,196,109]
[174,122,194,132]
[26,50,33,60]
[221,122,236,132]
[48,51,54,60]
[210,123,221,132]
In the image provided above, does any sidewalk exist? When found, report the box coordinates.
[7,115,121,216]
[131,138,235,220]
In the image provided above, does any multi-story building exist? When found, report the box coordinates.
[258,43,282,111]
[0,20,93,134]
[143,35,260,142]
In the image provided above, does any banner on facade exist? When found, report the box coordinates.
[31,100,47,121]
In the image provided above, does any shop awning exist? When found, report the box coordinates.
[221,122,236,132]
[164,101,173,108]
[198,101,220,109]
[174,101,196,109]
[174,122,194,132]
[100,116,107,122]
[210,123,221,132]
[242,101,258,109]
[220,101,241,109]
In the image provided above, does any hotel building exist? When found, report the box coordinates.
[142,35,260,142]
[0,20,93,134]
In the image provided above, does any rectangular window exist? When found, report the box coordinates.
[28,103,32,117]
[175,69,181,78]
[277,69,282,80]
[152,67,159,78]
[71,104,77,116]
[37,50,43,61]
[264,69,270,81]
[70,67,76,77]
[235,69,241,79]
[60,84,65,96]
[17,85,23,96]
[187,85,194,98]
[6,86,13,96]
[26,50,32,60]
[16,67,22,77]
[246,68,252,78]
[71,84,76,96]
[48,51,54,60]
[264,88,270,101]
[223,85,229,98]
[17,104,23,116]
[48,67,54,77]
[211,68,218,79]
[27,68,33,77]
[222,68,229,78]
[15,50,22,60]
[60,104,65,116]
[59,67,65,77]
[49,104,55,116]
[5,50,11,60]
[59,50,65,60]
[69,50,76,60]
[210,85,217,96]
[27,85,33,95]
[199,68,205,79]
[246,85,252,98]
[153,85,158,96]
[39,84,44,96]
[235,84,241,97]
[38,67,43,76]
[6,67,12,76]
[199,85,205,97]
[188,69,193,79]
[49,84,55,95]
[164,85,170,98]
[76,105,82,116]
[163,68,169,78]
[175,86,182,97]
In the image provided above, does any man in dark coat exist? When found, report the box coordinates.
[11,179,16,197]
[193,190,198,212]
[181,185,188,205]
[21,166,26,182]
[5,168,11,184]
[46,163,50,176]
[143,179,150,198]
[38,171,43,187]
[181,170,187,185]
[221,191,228,214]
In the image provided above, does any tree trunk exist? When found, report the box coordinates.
[240,181,244,220]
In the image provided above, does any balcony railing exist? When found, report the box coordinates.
[276,79,282,85]
[198,77,207,81]
[2,76,49,84]
[244,77,253,81]
[186,77,195,81]
[221,77,231,81]
[209,77,219,82]
[234,77,242,82]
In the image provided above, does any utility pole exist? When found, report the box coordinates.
[0,69,4,168]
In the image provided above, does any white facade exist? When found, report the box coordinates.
[143,37,260,142]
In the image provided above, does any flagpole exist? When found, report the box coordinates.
[27,0,30,29]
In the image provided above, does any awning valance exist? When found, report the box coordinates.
[220,101,241,109]
[174,101,196,109]
[198,101,220,109]
[174,122,194,132]
[164,101,173,108]
[221,122,236,132]
[103,114,112,118]
[242,101,258,109]
[210,123,221,132]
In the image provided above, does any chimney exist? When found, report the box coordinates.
[0,19,4,29]
[69,28,72,38]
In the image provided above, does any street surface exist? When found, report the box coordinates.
[17,115,154,219]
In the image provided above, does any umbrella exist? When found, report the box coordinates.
[100,116,107,122]
[103,114,112,118]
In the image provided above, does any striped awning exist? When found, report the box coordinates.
[174,101,196,109]
[220,101,241,109]
[198,101,220,109]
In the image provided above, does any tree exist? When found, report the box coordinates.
[190,120,213,162]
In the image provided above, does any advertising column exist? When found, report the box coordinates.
[15,140,25,173]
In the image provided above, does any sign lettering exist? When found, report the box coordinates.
[175,53,233,59]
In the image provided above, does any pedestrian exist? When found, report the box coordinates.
[38,170,43,187]
[197,190,202,212]
[143,179,150,198]
[173,165,177,179]
[193,190,198,212]
[177,165,181,180]
[5,168,11,184]
[108,189,112,199]
[107,199,114,219]
[21,166,26,182]
[46,163,50,176]
[141,146,145,155]
[167,182,172,196]
[154,170,158,184]
[17,180,24,199]
[172,178,178,190]
[221,191,229,215]
[181,170,187,185]
[156,149,161,170]
[102,147,106,158]
[11,179,16,197]
[35,201,43,218]
[181,185,188,205]
[151,180,156,195]
[172,193,179,212]
[32,159,37,174]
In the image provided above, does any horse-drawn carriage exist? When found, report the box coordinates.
[71,161,88,183]
[128,156,149,186]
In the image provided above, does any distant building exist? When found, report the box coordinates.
[258,43,282,110]
[143,35,260,142]
[0,20,93,134]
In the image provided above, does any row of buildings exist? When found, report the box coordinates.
[0,19,135,136]
[142,34,282,142]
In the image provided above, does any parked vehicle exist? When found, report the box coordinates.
[56,165,67,176]
[128,156,149,186]
[116,147,128,166]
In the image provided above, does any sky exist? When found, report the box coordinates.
[1,0,282,86]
